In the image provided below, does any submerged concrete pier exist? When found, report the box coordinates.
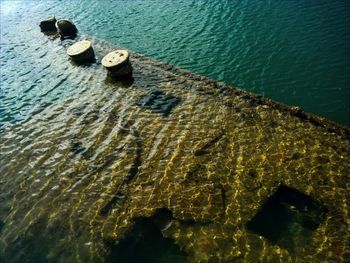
[0,35,349,263]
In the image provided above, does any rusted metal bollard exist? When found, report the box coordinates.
[39,16,57,32]
[67,40,95,63]
[101,50,133,79]
[55,19,77,39]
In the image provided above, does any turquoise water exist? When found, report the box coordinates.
[1,0,350,126]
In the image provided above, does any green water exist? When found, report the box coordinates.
[1,0,350,126]
[1,1,350,262]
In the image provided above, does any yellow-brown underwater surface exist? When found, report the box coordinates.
[0,36,349,263]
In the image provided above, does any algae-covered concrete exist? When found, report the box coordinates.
[0,35,349,263]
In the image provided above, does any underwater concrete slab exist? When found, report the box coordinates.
[0,34,349,263]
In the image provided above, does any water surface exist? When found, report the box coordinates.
[1,0,350,126]
[0,1,350,263]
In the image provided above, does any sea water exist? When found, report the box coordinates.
[0,1,350,263]
[1,0,350,127]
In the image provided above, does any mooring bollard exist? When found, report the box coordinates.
[39,16,57,32]
[55,19,77,39]
[67,40,95,63]
[101,50,133,79]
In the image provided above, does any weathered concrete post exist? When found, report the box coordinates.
[55,19,77,39]
[39,16,57,32]
[101,50,133,79]
[67,40,95,63]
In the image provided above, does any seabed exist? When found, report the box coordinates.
[0,35,349,263]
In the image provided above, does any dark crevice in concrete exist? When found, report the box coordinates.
[246,185,327,253]
[105,208,187,263]
[125,131,142,183]
[194,132,224,156]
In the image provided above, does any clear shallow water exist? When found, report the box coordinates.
[1,0,350,126]
[0,1,350,263]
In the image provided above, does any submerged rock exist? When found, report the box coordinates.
[246,185,327,253]
[67,40,95,63]
[39,16,57,32]
[105,209,187,263]
[102,50,133,79]
[55,19,77,39]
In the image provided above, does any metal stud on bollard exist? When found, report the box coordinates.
[67,40,95,64]
[101,50,133,79]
